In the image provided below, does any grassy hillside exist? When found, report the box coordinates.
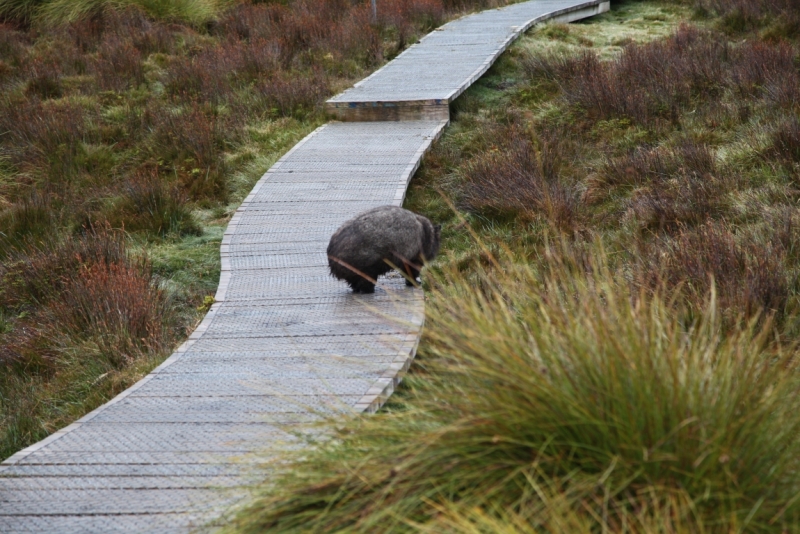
[0,0,502,461]
[231,1,800,531]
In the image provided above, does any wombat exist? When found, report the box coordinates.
[327,205,441,293]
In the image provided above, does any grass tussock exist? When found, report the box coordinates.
[151,103,231,203]
[0,98,90,182]
[0,193,55,253]
[771,117,800,171]
[107,168,202,237]
[1,0,233,26]
[232,247,800,532]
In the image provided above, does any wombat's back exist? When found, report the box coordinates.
[327,206,422,268]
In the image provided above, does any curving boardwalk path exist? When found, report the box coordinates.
[0,1,609,532]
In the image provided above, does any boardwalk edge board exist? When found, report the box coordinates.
[1,1,611,530]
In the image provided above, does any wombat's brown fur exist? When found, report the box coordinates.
[327,205,441,293]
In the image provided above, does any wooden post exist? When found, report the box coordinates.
[371,0,377,23]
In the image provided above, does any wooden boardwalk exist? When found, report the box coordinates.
[328,0,609,120]
[0,1,609,532]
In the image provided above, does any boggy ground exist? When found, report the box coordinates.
[0,0,503,461]
[231,1,800,532]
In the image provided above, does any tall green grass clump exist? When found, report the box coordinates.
[0,195,56,255]
[232,246,800,532]
[107,170,202,238]
[0,0,232,24]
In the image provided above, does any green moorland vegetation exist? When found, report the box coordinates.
[230,0,800,532]
[0,0,501,460]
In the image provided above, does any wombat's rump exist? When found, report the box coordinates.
[327,205,441,293]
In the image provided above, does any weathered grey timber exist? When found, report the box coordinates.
[328,0,610,121]
[0,1,609,532]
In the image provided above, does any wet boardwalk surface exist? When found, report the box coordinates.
[0,1,609,532]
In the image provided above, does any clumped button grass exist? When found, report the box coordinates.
[232,248,800,532]
[0,0,234,25]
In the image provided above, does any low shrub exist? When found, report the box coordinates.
[567,26,726,125]
[441,0,503,11]
[151,103,230,202]
[235,38,283,83]
[0,224,126,311]
[0,98,90,181]
[460,124,582,233]
[600,141,717,190]
[94,32,144,91]
[640,221,791,321]
[697,0,800,36]
[518,48,590,82]
[0,24,27,81]
[63,12,104,52]
[166,47,235,103]
[214,0,387,71]
[326,4,381,66]
[253,68,329,119]
[625,176,726,231]
[278,0,377,67]
[591,142,731,230]
[23,58,62,99]
[98,6,175,55]
[0,225,171,370]
[527,25,800,126]
[731,40,799,108]
[215,2,277,41]
[46,258,170,367]
[378,0,445,49]
[772,117,800,169]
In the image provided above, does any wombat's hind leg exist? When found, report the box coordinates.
[343,271,376,293]
[404,271,420,287]
[350,277,376,293]
[403,262,421,287]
